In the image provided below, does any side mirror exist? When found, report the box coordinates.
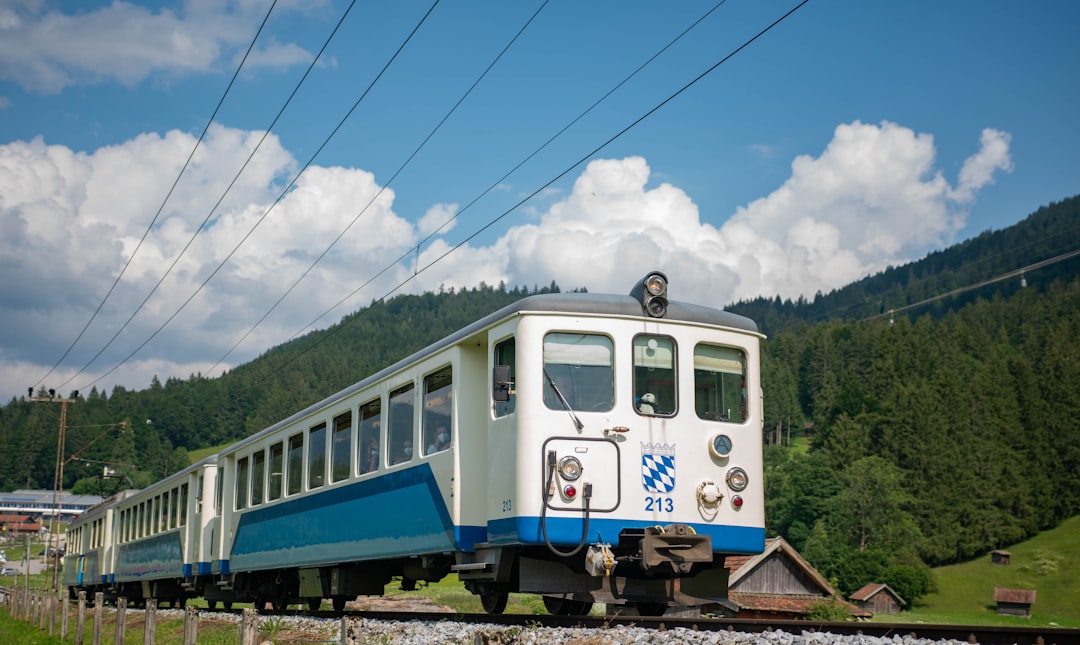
[492,364,512,402]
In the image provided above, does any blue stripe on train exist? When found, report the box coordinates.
[228,463,487,571]
[115,531,184,581]
[487,516,765,554]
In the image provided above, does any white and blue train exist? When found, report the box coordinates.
[64,271,765,615]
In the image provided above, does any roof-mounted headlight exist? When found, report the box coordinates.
[631,270,668,318]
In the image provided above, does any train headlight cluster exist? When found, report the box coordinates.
[558,456,582,481]
[726,467,749,492]
[631,270,668,318]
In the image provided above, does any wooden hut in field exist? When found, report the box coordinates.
[849,582,905,614]
[994,588,1035,617]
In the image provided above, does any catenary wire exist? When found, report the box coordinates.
[75,1,443,392]
[256,0,812,379]
[282,0,732,344]
[36,0,281,389]
[57,0,361,392]
[206,0,551,377]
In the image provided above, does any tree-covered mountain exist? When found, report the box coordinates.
[1,195,1077,605]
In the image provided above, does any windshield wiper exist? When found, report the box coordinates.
[544,368,584,431]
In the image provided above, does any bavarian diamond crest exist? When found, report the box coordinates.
[641,442,675,493]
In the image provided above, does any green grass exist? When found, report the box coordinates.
[892,514,1080,627]
[187,442,234,464]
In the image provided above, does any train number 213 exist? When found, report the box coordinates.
[645,496,673,512]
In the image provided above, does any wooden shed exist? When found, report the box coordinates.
[994,588,1036,617]
[849,583,905,614]
[720,537,870,619]
[990,549,1011,565]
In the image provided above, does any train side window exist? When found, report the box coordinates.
[251,450,265,506]
[693,343,748,423]
[179,483,187,527]
[268,442,283,501]
[493,337,516,417]
[309,423,327,490]
[389,383,415,465]
[423,367,453,456]
[543,332,614,412]
[633,334,677,416]
[161,491,171,531]
[235,457,249,511]
[168,488,177,529]
[358,399,381,475]
[215,471,223,517]
[287,433,304,496]
[332,412,352,483]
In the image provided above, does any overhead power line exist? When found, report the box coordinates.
[256,0,812,380]
[270,0,732,347]
[75,1,442,392]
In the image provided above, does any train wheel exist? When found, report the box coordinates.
[307,598,322,611]
[272,587,289,612]
[543,596,593,616]
[224,601,233,610]
[207,600,218,610]
[478,583,509,615]
[634,602,667,616]
[332,596,347,612]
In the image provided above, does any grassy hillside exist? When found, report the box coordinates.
[899,514,1080,627]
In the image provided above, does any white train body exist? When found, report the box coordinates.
[65,273,765,614]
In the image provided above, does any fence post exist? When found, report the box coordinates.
[183,604,200,645]
[92,591,103,645]
[115,596,127,645]
[341,615,364,645]
[144,598,157,645]
[239,607,259,645]
[33,588,42,627]
[49,590,57,636]
[62,590,70,639]
[75,590,86,645]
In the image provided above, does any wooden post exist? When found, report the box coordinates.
[75,590,86,645]
[341,615,364,645]
[239,607,259,645]
[62,591,70,639]
[49,590,58,636]
[144,598,157,645]
[183,604,200,645]
[93,591,103,645]
[115,596,127,645]
[33,588,42,627]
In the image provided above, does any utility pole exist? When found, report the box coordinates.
[28,386,77,594]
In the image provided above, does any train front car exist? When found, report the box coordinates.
[460,271,765,616]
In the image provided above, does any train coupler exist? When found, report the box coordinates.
[584,543,614,576]
[639,524,712,574]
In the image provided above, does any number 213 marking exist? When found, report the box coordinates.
[645,496,673,512]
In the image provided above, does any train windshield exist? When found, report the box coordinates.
[633,334,676,416]
[694,343,748,423]
[543,332,614,412]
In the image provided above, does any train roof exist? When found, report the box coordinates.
[224,291,758,454]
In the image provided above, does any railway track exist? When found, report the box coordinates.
[239,608,1080,645]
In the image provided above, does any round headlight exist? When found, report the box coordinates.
[645,273,667,296]
[726,467,748,492]
[709,434,733,459]
[558,456,582,481]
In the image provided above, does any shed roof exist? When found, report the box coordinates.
[850,582,906,605]
[994,588,1036,604]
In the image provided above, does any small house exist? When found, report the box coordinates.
[849,583,905,614]
[994,588,1035,617]
[990,549,1011,565]
[720,537,870,619]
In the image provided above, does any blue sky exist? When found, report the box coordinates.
[1,0,1077,397]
